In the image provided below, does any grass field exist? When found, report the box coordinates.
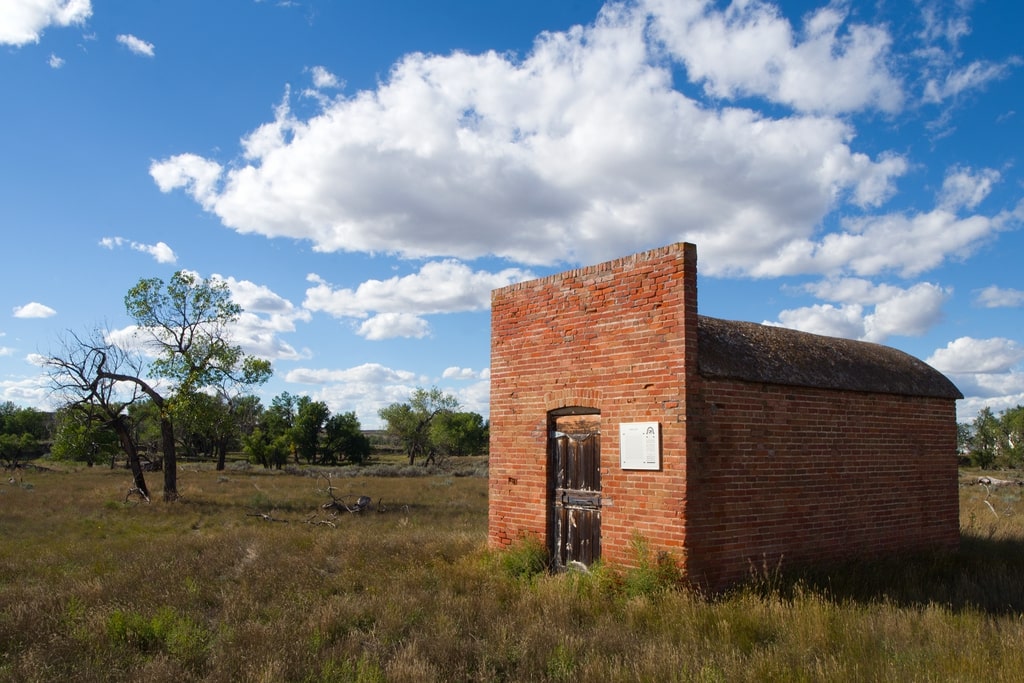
[2,461,1024,682]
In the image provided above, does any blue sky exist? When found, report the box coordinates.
[1,0,1021,427]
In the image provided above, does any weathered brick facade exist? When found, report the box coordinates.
[489,242,962,589]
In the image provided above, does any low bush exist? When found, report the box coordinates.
[499,534,548,581]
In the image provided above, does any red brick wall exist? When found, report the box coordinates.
[488,243,699,570]
[685,378,960,588]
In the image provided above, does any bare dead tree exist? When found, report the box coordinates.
[45,329,153,500]
[91,364,176,501]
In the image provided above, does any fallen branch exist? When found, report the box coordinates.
[125,486,150,503]
[247,511,288,523]
[977,477,1021,519]
[304,513,337,528]
[977,476,1024,487]
[316,472,377,514]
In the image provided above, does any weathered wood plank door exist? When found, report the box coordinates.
[549,428,601,569]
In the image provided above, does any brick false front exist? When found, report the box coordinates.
[489,243,698,570]
[488,242,960,590]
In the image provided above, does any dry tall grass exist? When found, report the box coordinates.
[2,464,1023,682]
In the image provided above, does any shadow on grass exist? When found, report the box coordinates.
[745,533,1024,616]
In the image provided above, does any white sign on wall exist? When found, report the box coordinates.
[619,422,661,470]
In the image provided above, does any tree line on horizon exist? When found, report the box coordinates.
[3,383,488,474]
[4,266,1006,481]
[7,271,485,503]
[9,394,1017,472]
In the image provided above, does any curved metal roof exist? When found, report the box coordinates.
[697,316,963,399]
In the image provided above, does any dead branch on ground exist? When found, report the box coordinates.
[125,486,150,503]
[977,477,1023,518]
[316,472,379,514]
[304,513,337,528]
[247,510,288,523]
[977,476,1024,487]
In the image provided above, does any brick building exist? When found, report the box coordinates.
[488,242,962,589]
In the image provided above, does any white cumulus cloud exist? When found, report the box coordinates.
[100,236,177,264]
[146,0,1019,292]
[923,59,1021,104]
[356,312,431,340]
[928,337,1024,419]
[767,279,950,342]
[282,362,488,427]
[927,337,1024,375]
[938,166,1001,212]
[149,2,945,277]
[0,374,52,409]
[150,153,223,209]
[756,206,1008,279]
[13,302,57,319]
[443,366,488,380]
[0,0,92,47]
[976,286,1024,309]
[309,65,341,89]
[136,241,176,263]
[305,260,533,316]
[768,303,866,340]
[210,275,312,361]
[116,33,154,57]
[644,0,904,114]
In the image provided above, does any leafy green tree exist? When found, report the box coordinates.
[292,396,330,464]
[378,387,460,465]
[1000,406,1024,468]
[264,392,298,460]
[125,271,271,392]
[242,427,289,470]
[430,411,488,458]
[173,391,221,460]
[967,407,1000,469]
[233,394,263,438]
[172,390,255,468]
[50,406,120,467]
[243,392,299,469]
[117,271,272,500]
[221,393,262,470]
[0,433,33,468]
[46,273,272,501]
[0,402,49,441]
[126,399,163,467]
[323,411,371,465]
[964,405,1024,469]
[956,422,971,461]
[0,402,50,467]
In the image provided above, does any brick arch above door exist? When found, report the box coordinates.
[545,389,603,413]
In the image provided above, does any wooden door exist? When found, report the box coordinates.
[549,427,601,569]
